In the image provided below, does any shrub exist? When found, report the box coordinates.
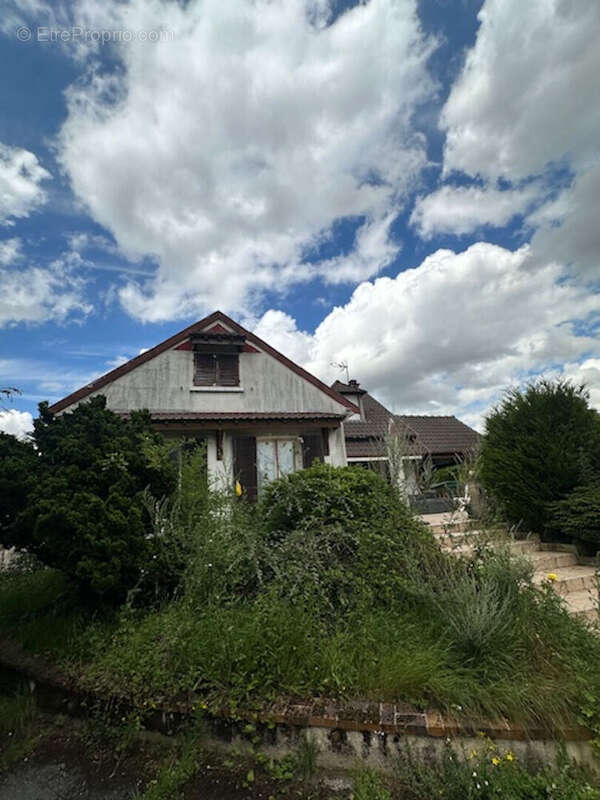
[3,397,176,603]
[547,482,600,551]
[259,461,404,537]
[479,379,600,532]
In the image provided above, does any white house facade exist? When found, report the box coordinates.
[49,312,358,500]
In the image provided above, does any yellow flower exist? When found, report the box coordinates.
[546,572,558,582]
[469,749,478,759]
[235,480,243,497]
[505,752,515,761]
[491,757,501,766]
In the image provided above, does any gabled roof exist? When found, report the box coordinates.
[394,415,480,456]
[339,381,480,459]
[48,311,359,415]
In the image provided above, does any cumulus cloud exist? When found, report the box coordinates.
[50,0,436,319]
[410,184,540,239]
[441,0,600,180]
[428,0,600,279]
[0,409,34,440]
[0,237,21,265]
[0,262,92,327]
[254,243,600,427]
[528,165,600,283]
[0,143,50,224]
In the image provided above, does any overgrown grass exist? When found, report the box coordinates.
[0,567,99,659]
[2,459,600,735]
[0,691,42,773]
[388,740,600,800]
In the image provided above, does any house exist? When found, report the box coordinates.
[331,379,480,496]
[48,311,358,500]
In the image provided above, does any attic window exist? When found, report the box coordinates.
[194,351,239,386]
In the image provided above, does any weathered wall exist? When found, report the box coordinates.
[62,346,348,416]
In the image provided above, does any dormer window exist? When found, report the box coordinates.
[191,331,244,388]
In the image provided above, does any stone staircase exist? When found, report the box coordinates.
[422,513,599,623]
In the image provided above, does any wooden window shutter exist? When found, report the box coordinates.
[233,435,257,502]
[302,432,325,468]
[216,353,240,386]
[194,352,216,385]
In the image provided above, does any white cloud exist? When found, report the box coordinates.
[0,143,50,224]
[51,0,436,320]
[105,354,129,369]
[0,237,22,265]
[528,165,600,282]
[254,243,600,425]
[441,0,600,180]
[0,409,33,440]
[432,0,600,279]
[558,359,600,411]
[249,309,314,365]
[0,262,92,327]
[410,183,539,239]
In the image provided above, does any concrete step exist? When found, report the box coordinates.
[437,533,540,555]
[509,538,541,554]
[533,565,597,597]
[528,551,578,570]
[564,589,599,622]
[430,521,471,535]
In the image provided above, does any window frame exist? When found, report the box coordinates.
[193,349,240,388]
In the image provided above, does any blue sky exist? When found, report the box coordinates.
[1,0,599,436]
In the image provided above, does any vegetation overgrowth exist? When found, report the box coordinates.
[0,397,177,602]
[2,419,600,735]
[479,379,600,536]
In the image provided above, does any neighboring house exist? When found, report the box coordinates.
[332,379,480,495]
[48,311,358,500]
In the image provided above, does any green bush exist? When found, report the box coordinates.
[479,379,600,532]
[259,461,404,537]
[547,482,600,550]
[2,397,176,604]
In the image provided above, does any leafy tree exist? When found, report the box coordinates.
[479,379,600,532]
[0,432,38,538]
[2,396,176,603]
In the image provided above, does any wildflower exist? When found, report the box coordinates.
[505,751,515,761]
[491,757,501,766]
[235,480,243,497]
[546,572,558,582]
[469,749,478,759]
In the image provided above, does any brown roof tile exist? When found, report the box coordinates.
[338,383,480,460]
[394,415,480,455]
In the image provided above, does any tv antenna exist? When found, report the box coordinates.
[331,360,350,383]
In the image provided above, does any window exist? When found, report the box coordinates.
[257,438,298,492]
[193,351,239,386]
